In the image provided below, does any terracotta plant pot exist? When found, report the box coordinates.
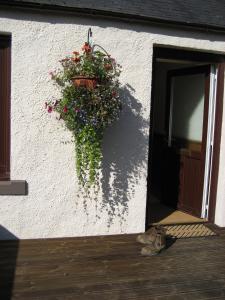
[72,76,97,90]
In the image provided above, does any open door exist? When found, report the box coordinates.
[162,65,210,217]
[207,63,225,222]
[146,47,225,229]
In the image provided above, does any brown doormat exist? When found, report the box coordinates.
[162,223,217,239]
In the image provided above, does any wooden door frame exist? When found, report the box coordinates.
[0,35,11,181]
[146,46,225,229]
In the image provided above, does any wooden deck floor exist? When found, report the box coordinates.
[1,227,225,300]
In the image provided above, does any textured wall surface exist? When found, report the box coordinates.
[0,9,225,239]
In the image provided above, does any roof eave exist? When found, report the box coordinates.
[1,0,225,34]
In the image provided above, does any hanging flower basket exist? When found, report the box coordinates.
[71,76,98,90]
[45,29,122,189]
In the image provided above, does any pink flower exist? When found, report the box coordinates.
[63,106,68,113]
[48,106,53,113]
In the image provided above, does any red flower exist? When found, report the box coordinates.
[112,91,117,97]
[73,51,80,56]
[82,42,92,53]
[104,64,112,70]
[60,58,70,63]
[48,106,52,113]
[63,106,68,113]
[73,57,80,63]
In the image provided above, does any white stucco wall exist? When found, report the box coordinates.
[0,9,225,239]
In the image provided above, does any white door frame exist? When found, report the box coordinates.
[201,64,218,219]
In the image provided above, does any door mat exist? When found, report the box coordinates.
[162,223,217,239]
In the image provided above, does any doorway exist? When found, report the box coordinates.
[146,47,224,228]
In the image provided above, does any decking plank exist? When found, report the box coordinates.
[0,230,225,299]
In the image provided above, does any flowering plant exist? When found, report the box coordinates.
[46,41,122,188]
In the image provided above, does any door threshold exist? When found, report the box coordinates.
[148,202,207,226]
[148,222,216,239]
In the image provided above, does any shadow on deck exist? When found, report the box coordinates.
[0,226,225,299]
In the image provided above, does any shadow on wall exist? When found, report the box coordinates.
[0,225,19,300]
[101,85,149,226]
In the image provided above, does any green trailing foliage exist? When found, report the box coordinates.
[45,41,122,189]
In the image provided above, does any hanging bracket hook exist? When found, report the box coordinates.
[87,28,92,46]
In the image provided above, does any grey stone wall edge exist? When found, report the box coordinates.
[0,180,28,195]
